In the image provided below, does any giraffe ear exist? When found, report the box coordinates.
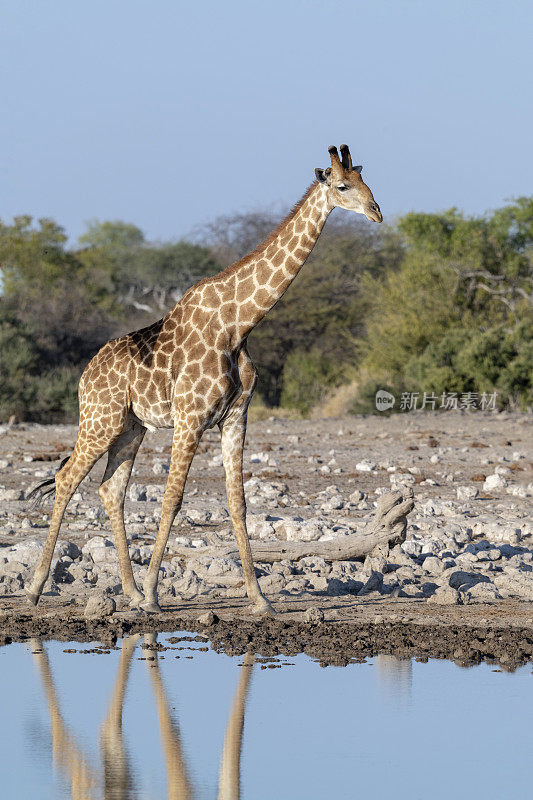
[353,165,363,174]
[315,168,328,183]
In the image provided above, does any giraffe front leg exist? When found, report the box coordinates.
[220,410,274,617]
[141,422,202,613]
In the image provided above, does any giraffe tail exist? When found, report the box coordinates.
[26,456,70,510]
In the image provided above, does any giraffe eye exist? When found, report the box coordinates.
[337,185,348,192]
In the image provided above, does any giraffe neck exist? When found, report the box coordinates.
[222,181,331,342]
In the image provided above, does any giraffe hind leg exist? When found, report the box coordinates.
[99,420,146,607]
[26,442,107,605]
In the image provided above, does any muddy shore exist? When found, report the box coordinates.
[1,594,532,670]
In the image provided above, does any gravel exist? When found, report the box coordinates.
[0,411,531,611]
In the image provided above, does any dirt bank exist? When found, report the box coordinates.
[1,593,532,670]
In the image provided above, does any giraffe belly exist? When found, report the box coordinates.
[131,402,174,431]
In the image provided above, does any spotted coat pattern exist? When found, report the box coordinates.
[27,146,381,613]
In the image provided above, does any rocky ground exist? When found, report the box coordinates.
[0,409,532,661]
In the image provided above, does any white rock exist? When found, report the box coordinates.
[82,538,118,564]
[185,508,211,524]
[84,594,116,618]
[0,488,24,501]
[210,507,229,523]
[247,517,275,539]
[6,538,43,565]
[304,607,324,623]
[390,472,416,486]
[456,485,479,500]
[198,611,217,626]
[207,557,241,578]
[483,473,506,492]
[250,452,269,464]
[282,520,322,542]
[427,586,461,605]
[128,483,147,502]
[152,461,169,475]
[356,460,376,473]
[422,556,445,575]
[506,485,529,498]
[495,465,511,476]
[464,582,502,602]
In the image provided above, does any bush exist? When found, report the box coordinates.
[280,350,344,415]
[0,315,40,421]
[405,321,533,409]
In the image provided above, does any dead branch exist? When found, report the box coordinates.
[169,489,414,564]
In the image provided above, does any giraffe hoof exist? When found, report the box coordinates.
[250,597,275,617]
[25,588,40,607]
[139,600,162,614]
[127,590,145,608]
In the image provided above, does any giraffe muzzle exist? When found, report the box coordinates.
[365,203,383,223]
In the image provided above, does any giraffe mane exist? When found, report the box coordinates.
[206,182,319,284]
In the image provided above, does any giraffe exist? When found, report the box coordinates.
[29,633,255,799]
[26,144,382,614]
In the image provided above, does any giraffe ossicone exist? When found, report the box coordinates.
[26,144,382,615]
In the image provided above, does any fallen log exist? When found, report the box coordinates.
[169,489,414,564]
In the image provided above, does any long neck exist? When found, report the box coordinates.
[218,181,331,341]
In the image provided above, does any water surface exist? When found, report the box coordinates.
[0,633,530,799]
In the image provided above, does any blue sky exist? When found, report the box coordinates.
[1,0,531,243]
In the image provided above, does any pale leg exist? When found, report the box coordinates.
[145,633,193,798]
[26,441,106,605]
[142,424,201,612]
[99,634,139,797]
[99,421,146,606]
[220,411,273,615]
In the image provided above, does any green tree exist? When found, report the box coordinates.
[78,219,145,251]
[248,219,403,405]
[357,199,533,411]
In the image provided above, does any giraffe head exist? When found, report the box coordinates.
[315,144,382,222]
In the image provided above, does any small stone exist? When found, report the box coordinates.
[427,586,461,605]
[421,556,445,575]
[152,461,169,475]
[84,594,116,618]
[483,474,506,492]
[448,570,488,591]
[358,570,383,595]
[198,611,218,626]
[1,488,24,501]
[128,483,147,502]
[304,607,324,624]
[456,485,479,501]
[356,460,376,473]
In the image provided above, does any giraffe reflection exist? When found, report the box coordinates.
[376,655,413,705]
[29,635,254,799]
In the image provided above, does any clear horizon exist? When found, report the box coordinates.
[1,0,531,244]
